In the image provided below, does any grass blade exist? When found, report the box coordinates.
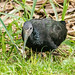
[30,0,37,19]
[43,7,48,18]
[2,33,6,53]
[49,0,58,21]
[0,18,19,51]
[0,6,23,21]
[62,0,69,21]
[0,18,14,43]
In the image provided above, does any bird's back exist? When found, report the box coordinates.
[25,18,67,51]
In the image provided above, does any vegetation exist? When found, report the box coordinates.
[0,0,75,75]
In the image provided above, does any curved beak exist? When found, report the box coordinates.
[23,31,28,50]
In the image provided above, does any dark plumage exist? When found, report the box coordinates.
[22,18,67,51]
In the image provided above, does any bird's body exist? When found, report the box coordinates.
[22,18,67,51]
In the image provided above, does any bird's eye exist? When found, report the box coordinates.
[30,27,32,30]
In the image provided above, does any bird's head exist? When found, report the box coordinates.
[23,21,33,38]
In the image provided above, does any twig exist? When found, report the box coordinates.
[67,35,75,39]
[53,0,63,8]
[37,0,48,12]
[65,13,75,19]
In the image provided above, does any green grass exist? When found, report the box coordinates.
[49,0,58,21]
[0,52,75,75]
[62,0,69,21]
[0,0,75,75]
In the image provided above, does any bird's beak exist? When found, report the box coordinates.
[23,31,28,50]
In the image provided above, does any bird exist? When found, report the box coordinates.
[22,18,67,52]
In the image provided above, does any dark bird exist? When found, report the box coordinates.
[22,18,67,52]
